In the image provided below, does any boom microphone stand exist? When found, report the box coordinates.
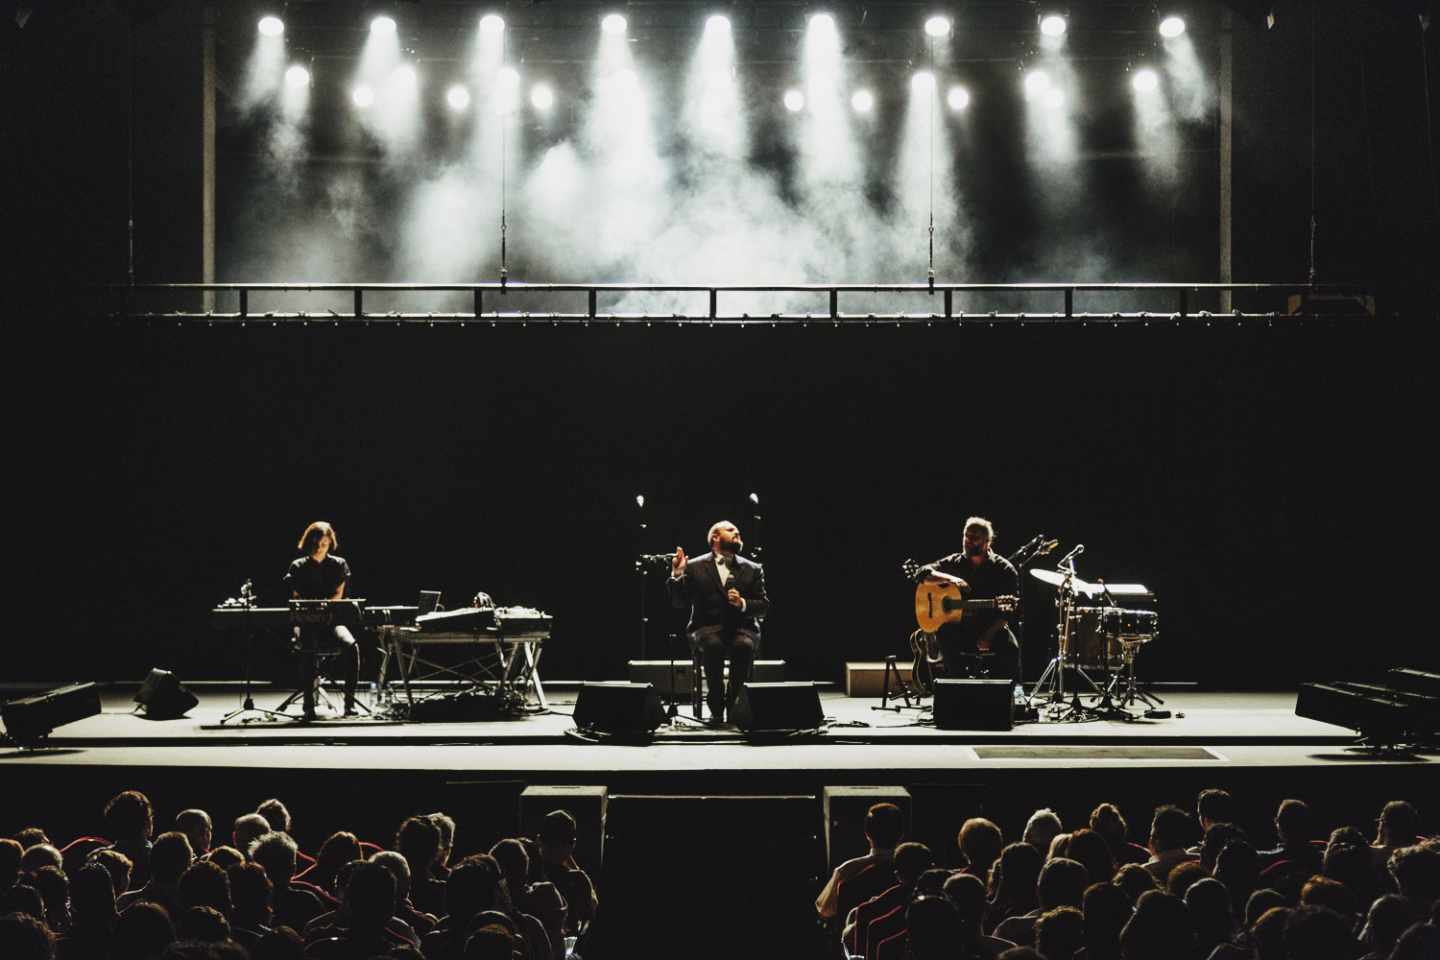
[220,579,292,725]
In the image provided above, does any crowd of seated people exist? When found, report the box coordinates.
[818,793,1438,960]
[1,792,598,960]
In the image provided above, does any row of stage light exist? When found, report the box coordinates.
[256,11,1191,117]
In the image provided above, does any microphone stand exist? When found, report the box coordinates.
[635,547,688,722]
[1002,536,1051,718]
[220,579,290,725]
[636,495,648,662]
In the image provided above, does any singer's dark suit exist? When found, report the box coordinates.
[667,553,770,719]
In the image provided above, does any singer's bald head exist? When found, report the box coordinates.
[708,521,742,553]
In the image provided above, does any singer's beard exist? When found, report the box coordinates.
[965,545,985,558]
[718,540,744,555]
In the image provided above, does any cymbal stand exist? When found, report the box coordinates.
[1026,566,1104,722]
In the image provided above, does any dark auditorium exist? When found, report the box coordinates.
[4,3,1436,960]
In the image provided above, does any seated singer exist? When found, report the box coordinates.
[283,520,359,719]
[915,516,1021,684]
[667,521,770,725]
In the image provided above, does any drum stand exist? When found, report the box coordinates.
[1104,640,1166,713]
[1027,572,1106,722]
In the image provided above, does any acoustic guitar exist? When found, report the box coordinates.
[901,559,1018,632]
[901,559,1018,694]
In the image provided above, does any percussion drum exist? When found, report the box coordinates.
[1099,607,1159,642]
[1064,606,1115,671]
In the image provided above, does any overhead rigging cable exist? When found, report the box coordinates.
[927,31,936,290]
[499,32,509,289]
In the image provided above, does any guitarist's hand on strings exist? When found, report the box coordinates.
[671,547,687,578]
[925,570,970,593]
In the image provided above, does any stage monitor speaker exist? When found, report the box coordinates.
[572,682,665,738]
[1295,682,1414,742]
[731,682,824,734]
[933,679,1014,731]
[134,669,199,720]
[1387,668,1440,698]
[2,683,102,744]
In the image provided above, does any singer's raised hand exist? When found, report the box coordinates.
[672,547,687,577]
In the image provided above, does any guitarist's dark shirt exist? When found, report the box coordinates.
[931,552,1018,647]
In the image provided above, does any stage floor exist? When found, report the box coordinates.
[3,688,1432,779]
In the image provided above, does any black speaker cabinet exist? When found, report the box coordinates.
[1295,682,1432,741]
[1387,668,1440,698]
[134,668,199,720]
[732,682,824,734]
[2,683,102,743]
[933,679,1014,731]
[573,682,665,737]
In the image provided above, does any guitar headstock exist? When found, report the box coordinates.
[901,558,922,581]
[997,594,1020,612]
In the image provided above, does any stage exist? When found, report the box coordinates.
[3,687,1427,779]
[6,683,1432,957]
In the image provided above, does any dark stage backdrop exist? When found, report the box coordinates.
[18,319,1431,689]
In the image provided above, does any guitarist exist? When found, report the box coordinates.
[914,516,1021,683]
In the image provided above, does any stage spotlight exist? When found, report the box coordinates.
[850,89,874,113]
[1132,67,1159,93]
[480,13,505,35]
[257,15,284,37]
[1159,15,1186,39]
[391,64,417,88]
[1024,69,1051,99]
[783,88,805,112]
[809,12,836,32]
[446,84,470,111]
[924,15,950,37]
[910,71,935,96]
[352,84,375,108]
[706,14,731,33]
[284,64,311,88]
[1039,13,1067,37]
[370,15,397,36]
[1045,87,1065,109]
[946,85,970,111]
[531,83,555,112]
[601,13,627,35]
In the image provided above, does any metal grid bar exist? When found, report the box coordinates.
[88,281,1374,325]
